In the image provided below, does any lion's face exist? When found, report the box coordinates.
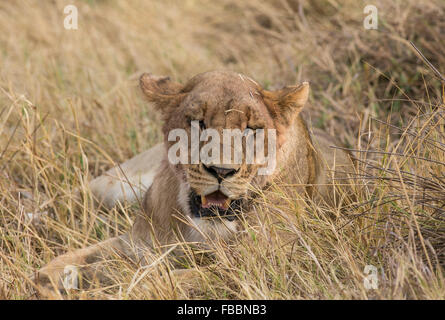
[140,70,309,221]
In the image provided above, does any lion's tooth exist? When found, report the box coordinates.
[223,198,231,210]
[201,196,208,206]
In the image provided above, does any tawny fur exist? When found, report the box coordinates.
[35,70,353,298]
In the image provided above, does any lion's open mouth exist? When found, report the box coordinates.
[201,190,231,210]
[189,190,243,221]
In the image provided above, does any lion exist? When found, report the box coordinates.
[34,70,354,298]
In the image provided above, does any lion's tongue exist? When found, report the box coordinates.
[201,191,231,210]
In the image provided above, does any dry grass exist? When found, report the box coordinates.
[0,0,444,299]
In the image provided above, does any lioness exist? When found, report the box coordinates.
[35,70,353,298]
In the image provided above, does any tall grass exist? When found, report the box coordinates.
[0,0,444,299]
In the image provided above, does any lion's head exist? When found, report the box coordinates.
[140,70,309,221]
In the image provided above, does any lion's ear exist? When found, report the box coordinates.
[261,82,310,125]
[139,73,185,110]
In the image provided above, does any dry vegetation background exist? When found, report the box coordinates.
[0,0,444,299]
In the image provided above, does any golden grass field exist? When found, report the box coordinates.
[0,0,444,299]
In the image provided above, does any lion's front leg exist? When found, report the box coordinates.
[35,235,132,299]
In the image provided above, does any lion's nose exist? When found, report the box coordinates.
[203,165,239,182]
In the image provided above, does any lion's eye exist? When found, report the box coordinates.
[245,126,263,133]
[244,126,256,135]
